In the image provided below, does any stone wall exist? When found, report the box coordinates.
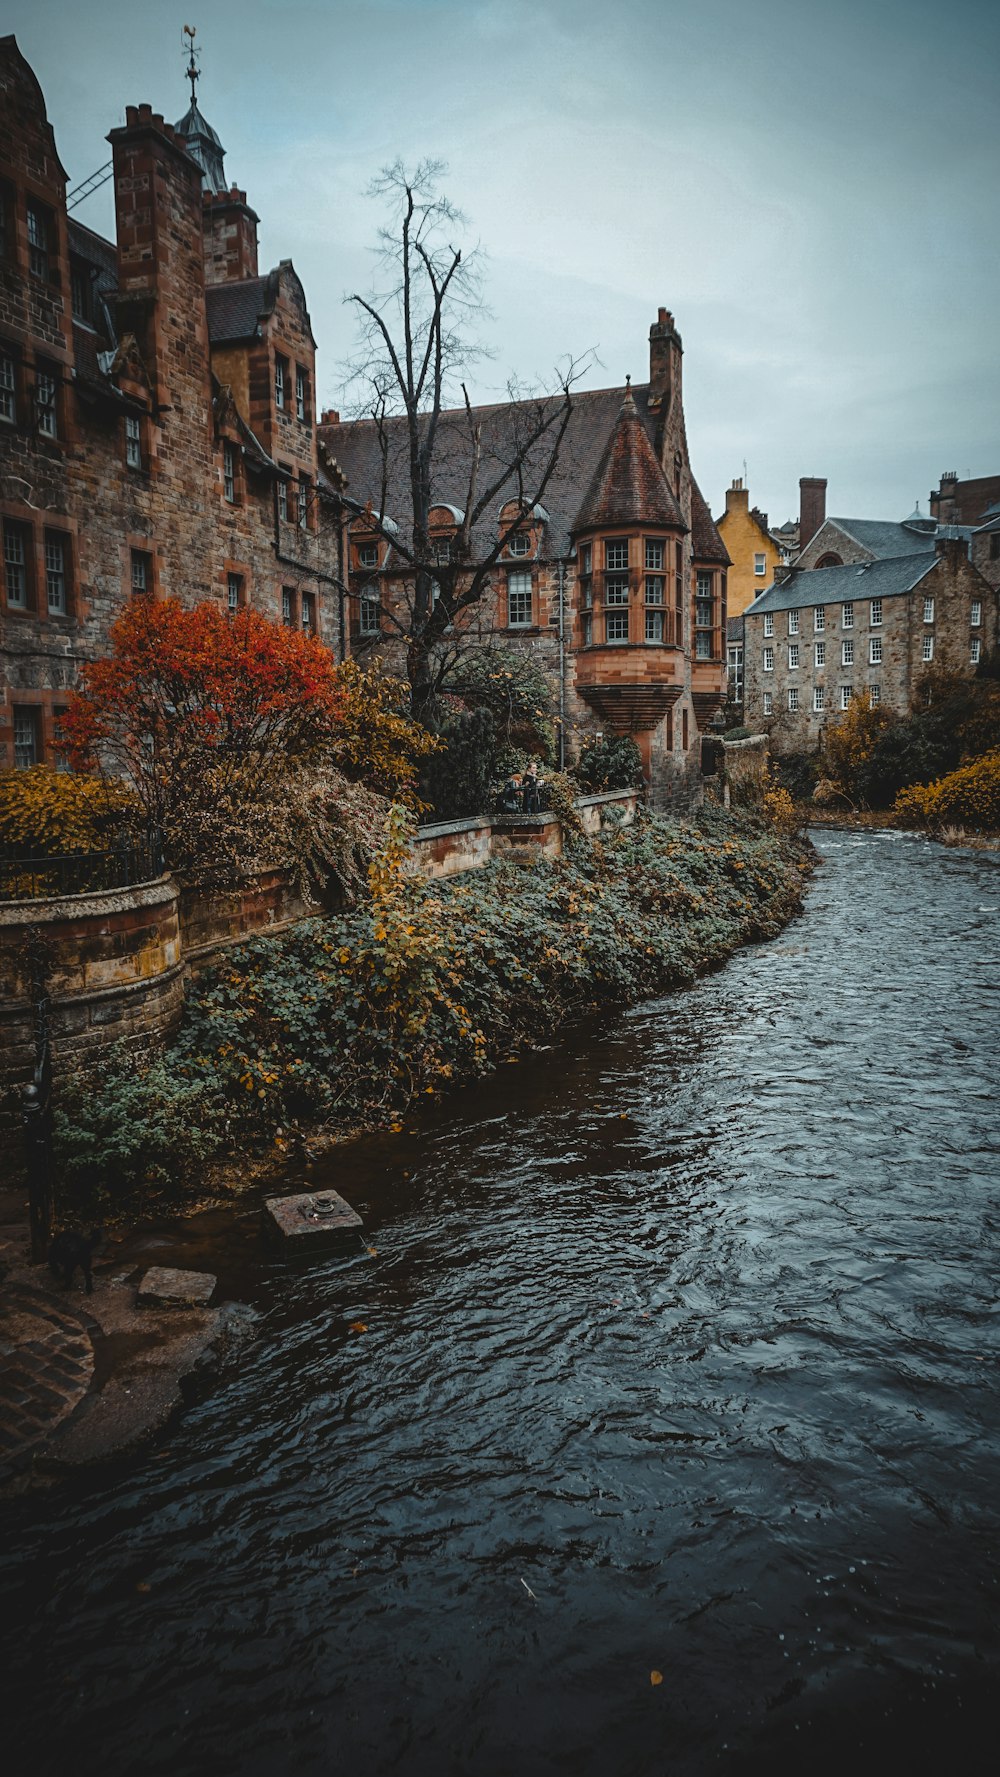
[722,735,769,805]
[410,790,639,879]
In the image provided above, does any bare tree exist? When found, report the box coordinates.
[344,160,588,720]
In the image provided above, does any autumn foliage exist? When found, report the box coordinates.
[58,599,432,883]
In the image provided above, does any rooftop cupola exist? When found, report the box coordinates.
[174,26,227,194]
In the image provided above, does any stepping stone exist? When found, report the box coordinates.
[263,1189,363,1253]
[136,1266,217,1309]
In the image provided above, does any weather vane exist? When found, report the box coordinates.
[182,24,200,104]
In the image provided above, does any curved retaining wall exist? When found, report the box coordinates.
[0,875,184,1129]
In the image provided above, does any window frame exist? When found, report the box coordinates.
[360,592,381,636]
[971,600,982,628]
[645,608,665,644]
[788,642,800,669]
[814,640,826,667]
[227,572,244,614]
[922,634,934,662]
[787,609,800,635]
[35,361,58,438]
[13,705,41,769]
[842,639,854,666]
[4,520,31,610]
[130,548,152,599]
[870,598,883,626]
[869,636,882,665]
[295,365,309,424]
[841,601,854,629]
[763,612,774,637]
[44,530,69,615]
[223,441,237,503]
[923,596,935,624]
[813,686,825,713]
[0,347,17,425]
[604,539,628,572]
[125,414,143,470]
[754,552,766,576]
[26,201,54,283]
[604,609,629,645]
[762,690,773,716]
[645,539,664,571]
[813,606,825,632]
[762,645,774,673]
[788,687,800,712]
[274,354,287,411]
[507,570,533,629]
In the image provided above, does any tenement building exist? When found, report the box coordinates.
[322,312,731,806]
[743,531,996,753]
[0,36,345,770]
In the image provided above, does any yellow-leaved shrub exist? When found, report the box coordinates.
[893,748,1000,832]
[0,766,138,856]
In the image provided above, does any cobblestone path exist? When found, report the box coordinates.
[0,1284,96,1472]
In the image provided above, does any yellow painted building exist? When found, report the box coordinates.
[717,480,790,616]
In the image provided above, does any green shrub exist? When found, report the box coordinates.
[573,734,642,791]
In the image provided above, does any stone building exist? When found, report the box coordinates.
[927,472,1000,598]
[743,535,996,753]
[716,478,793,619]
[0,36,345,771]
[322,311,731,807]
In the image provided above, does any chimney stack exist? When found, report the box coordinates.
[799,477,827,551]
[648,307,682,413]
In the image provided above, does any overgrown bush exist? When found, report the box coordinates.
[893,748,1000,833]
[573,734,642,792]
[54,805,811,1204]
[418,706,497,819]
[0,766,139,855]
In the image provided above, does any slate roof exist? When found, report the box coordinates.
[933,476,1000,527]
[320,380,727,563]
[206,276,270,344]
[692,479,731,564]
[746,552,938,616]
[822,516,950,559]
[572,387,684,532]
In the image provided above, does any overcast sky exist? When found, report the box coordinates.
[9,0,999,527]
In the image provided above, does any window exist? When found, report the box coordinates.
[842,639,854,666]
[1,349,17,423]
[695,632,712,659]
[4,522,29,608]
[870,598,882,626]
[227,573,243,613]
[869,685,881,705]
[432,537,452,566]
[645,540,664,570]
[223,443,236,502]
[971,638,981,665]
[605,540,628,571]
[763,646,774,672]
[922,635,934,662]
[763,613,774,637]
[301,592,314,633]
[754,552,766,575]
[788,688,799,712]
[645,609,665,643]
[507,571,532,627]
[295,366,308,423]
[360,594,381,636]
[727,644,744,703]
[125,415,143,469]
[842,601,854,628]
[869,637,882,664]
[13,707,40,769]
[815,640,826,667]
[581,578,593,609]
[971,600,982,628]
[131,550,151,598]
[70,257,92,323]
[508,531,530,556]
[359,543,379,569]
[923,596,935,624]
[814,606,825,632]
[274,355,287,410]
[605,610,628,643]
[697,571,712,600]
[282,586,295,627]
[605,577,629,605]
[27,203,52,281]
[788,609,799,634]
[813,686,825,712]
[277,478,288,522]
[45,532,67,614]
[297,477,310,528]
[788,643,799,669]
[763,691,773,716]
[841,685,853,710]
[645,576,664,605]
[36,363,57,437]
[696,599,713,628]
[579,543,592,575]
[581,612,593,646]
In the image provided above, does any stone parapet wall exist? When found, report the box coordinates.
[411,789,639,879]
[178,868,328,969]
[722,734,770,805]
[1,877,184,1131]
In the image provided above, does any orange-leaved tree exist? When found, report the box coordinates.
[61,600,344,876]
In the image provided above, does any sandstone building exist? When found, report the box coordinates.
[0,36,345,772]
[324,313,731,806]
[716,478,794,619]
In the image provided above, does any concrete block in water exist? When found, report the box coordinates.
[136,1266,217,1308]
[263,1190,363,1252]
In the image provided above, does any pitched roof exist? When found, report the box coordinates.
[746,552,937,616]
[933,475,1000,526]
[572,387,684,533]
[822,516,947,558]
[321,380,705,559]
[691,478,730,564]
[205,275,269,344]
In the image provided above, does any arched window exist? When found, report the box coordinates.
[815,553,843,569]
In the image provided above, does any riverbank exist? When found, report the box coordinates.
[52,804,813,1221]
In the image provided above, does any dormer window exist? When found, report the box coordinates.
[359,543,379,569]
[508,532,530,556]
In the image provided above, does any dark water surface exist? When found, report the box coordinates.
[4,830,1000,1777]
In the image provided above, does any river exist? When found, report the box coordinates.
[3,829,999,1776]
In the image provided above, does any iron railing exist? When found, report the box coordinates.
[0,830,165,902]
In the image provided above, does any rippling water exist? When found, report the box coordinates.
[4,830,1000,1777]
